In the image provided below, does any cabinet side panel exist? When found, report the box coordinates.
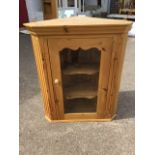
[40,38,59,120]
[31,35,55,120]
[97,38,113,118]
[107,34,128,116]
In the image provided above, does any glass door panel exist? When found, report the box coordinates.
[60,48,101,113]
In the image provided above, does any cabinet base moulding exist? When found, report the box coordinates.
[45,114,117,123]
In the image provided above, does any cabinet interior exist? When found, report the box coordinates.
[60,48,101,113]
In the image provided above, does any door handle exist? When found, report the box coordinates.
[54,79,60,84]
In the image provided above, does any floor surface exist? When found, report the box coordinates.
[19,34,135,155]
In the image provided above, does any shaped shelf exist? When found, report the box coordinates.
[63,64,99,75]
[64,83,97,100]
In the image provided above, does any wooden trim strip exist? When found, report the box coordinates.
[64,113,97,119]
[47,40,65,119]
[31,35,53,120]
[40,38,58,119]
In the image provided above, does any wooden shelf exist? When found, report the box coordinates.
[64,83,97,99]
[63,64,99,75]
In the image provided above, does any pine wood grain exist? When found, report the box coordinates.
[24,17,132,35]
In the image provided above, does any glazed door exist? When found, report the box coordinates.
[47,37,113,120]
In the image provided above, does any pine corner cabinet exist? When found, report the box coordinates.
[24,16,132,123]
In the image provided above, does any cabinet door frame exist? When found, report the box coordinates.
[46,36,114,120]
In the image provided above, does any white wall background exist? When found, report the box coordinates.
[101,0,109,12]
[25,0,43,22]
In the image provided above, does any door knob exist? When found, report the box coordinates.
[54,79,60,84]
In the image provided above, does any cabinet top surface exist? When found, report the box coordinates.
[24,16,132,28]
[24,16,132,35]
